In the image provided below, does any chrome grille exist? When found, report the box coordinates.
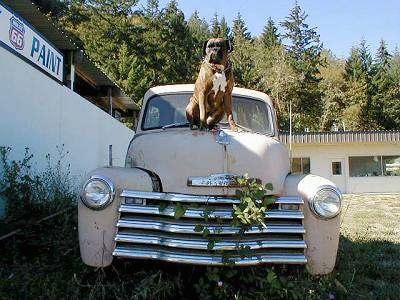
[113,190,307,266]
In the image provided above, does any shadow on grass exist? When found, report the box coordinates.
[1,213,399,299]
[336,234,400,299]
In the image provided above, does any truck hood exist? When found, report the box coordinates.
[127,129,290,195]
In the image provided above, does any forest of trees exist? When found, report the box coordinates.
[34,0,400,132]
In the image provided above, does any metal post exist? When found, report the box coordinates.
[108,87,113,116]
[108,145,113,167]
[289,99,292,170]
[70,51,75,90]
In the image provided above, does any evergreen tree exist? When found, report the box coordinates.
[232,12,251,40]
[188,11,210,42]
[390,47,400,83]
[219,17,231,40]
[231,13,256,88]
[281,3,323,79]
[280,3,324,130]
[210,13,220,37]
[70,0,139,78]
[143,0,160,18]
[343,41,378,130]
[188,11,210,65]
[209,14,230,39]
[260,17,280,49]
[155,0,196,84]
[344,47,365,82]
[372,40,400,129]
[319,50,347,131]
[387,49,400,129]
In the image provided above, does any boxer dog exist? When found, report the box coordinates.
[186,38,237,131]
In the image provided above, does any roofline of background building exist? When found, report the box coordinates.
[279,130,400,144]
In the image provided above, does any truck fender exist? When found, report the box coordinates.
[78,167,153,267]
[283,174,342,275]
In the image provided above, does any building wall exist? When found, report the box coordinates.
[0,46,134,184]
[291,142,400,193]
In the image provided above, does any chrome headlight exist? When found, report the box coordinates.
[309,187,342,219]
[81,175,115,210]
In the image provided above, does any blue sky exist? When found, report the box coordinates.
[151,0,400,59]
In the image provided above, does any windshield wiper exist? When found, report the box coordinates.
[235,124,273,136]
[162,122,190,130]
[236,124,253,133]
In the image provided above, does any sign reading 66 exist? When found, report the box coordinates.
[9,16,25,50]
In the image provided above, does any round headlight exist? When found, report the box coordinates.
[309,187,342,219]
[81,175,115,210]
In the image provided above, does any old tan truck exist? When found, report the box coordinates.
[79,84,342,275]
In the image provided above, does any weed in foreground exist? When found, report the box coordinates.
[0,146,76,230]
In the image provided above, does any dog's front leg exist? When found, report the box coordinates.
[198,92,207,131]
[223,93,237,131]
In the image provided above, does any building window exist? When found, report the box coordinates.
[291,157,310,174]
[349,155,400,177]
[383,156,400,176]
[332,162,342,175]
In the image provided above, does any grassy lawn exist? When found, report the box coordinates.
[337,193,400,299]
[0,193,399,299]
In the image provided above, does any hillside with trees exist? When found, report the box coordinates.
[34,0,400,132]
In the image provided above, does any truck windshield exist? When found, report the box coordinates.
[142,93,274,135]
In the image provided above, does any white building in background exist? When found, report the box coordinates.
[280,131,400,194]
[0,0,139,217]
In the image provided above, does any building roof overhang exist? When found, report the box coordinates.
[279,130,400,144]
[2,0,140,111]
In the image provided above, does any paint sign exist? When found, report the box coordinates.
[0,2,64,81]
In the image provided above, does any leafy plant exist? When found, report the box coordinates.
[170,174,276,263]
[0,146,76,225]
[233,174,275,229]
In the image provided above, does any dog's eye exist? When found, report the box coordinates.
[208,42,216,48]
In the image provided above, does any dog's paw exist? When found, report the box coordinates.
[199,122,207,131]
[229,123,238,132]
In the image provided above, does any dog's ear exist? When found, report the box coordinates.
[226,39,233,53]
[202,40,208,56]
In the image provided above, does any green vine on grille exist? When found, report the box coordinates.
[232,175,275,230]
[165,174,276,264]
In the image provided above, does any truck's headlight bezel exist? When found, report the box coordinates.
[81,175,115,210]
[309,186,342,219]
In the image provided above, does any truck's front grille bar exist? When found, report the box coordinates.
[115,231,306,251]
[119,204,304,220]
[113,246,308,266]
[120,190,303,205]
[113,190,307,266]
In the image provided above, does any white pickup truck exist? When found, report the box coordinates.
[78,84,342,275]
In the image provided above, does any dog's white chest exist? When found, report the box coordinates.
[212,72,227,93]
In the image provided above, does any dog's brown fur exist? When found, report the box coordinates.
[186,38,237,131]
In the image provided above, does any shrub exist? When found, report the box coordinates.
[0,146,76,224]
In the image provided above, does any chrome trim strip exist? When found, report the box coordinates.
[117,218,305,234]
[276,196,304,204]
[121,190,303,205]
[119,204,304,219]
[115,232,307,250]
[121,190,239,204]
[113,246,307,265]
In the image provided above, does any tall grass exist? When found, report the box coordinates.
[0,146,76,227]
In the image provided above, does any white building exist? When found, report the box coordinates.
[0,0,138,216]
[280,131,400,194]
